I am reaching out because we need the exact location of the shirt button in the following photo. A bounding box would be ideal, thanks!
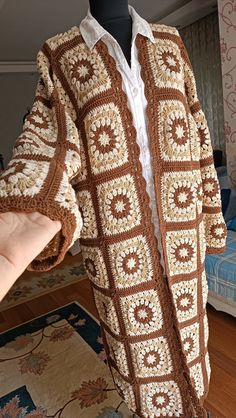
[132,86,139,96]
[139,126,144,135]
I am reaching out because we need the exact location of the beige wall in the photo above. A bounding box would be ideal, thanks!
[0,72,38,167]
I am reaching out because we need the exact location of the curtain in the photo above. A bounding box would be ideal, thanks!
[179,12,226,164]
[217,0,236,188]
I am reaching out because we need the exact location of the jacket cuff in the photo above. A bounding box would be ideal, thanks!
[0,196,82,272]
[205,245,226,255]
[203,212,227,256]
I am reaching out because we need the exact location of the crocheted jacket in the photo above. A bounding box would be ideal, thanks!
[0,23,227,418]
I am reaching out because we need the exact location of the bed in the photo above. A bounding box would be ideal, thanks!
[205,164,236,317]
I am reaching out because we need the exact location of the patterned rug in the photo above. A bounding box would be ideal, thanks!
[0,301,134,417]
[0,253,87,312]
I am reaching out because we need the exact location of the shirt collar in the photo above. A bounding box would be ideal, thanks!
[79,4,156,49]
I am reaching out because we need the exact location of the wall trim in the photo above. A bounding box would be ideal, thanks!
[0,62,37,73]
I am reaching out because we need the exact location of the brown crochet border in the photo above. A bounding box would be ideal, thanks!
[136,32,208,417]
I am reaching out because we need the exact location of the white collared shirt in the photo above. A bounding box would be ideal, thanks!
[80,5,166,275]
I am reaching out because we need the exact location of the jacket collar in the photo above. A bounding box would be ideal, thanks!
[79,4,156,49]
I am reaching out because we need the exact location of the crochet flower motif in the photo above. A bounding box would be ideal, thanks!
[157,46,181,77]
[120,290,163,336]
[189,363,204,398]
[172,278,198,323]
[22,100,56,142]
[165,121,189,158]
[111,193,131,219]
[26,108,50,131]
[130,336,173,377]
[97,174,141,236]
[159,101,191,161]
[0,160,50,198]
[150,39,184,93]
[193,110,212,157]
[74,58,94,83]
[181,322,200,363]
[86,102,129,174]
[170,237,195,268]
[81,245,110,288]
[104,331,129,377]
[85,256,97,277]
[93,289,120,335]
[202,177,219,200]
[123,252,138,272]
[162,170,202,222]
[108,235,153,288]
[166,110,188,150]
[175,186,193,206]
[111,367,136,410]
[210,223,226,240]
[91,116,115,147]
[77,189,98,239]
[174,238,193,260]
[166,230,197,275]
[204,214,226,248]
[184,68,198,107]
[61,47,111,106]
[170,181,195,209]
[178,294,192,309]
[139,380,183,416]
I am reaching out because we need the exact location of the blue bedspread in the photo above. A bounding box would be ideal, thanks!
[205,230,236,303]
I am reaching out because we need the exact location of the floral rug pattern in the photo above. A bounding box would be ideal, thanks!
[0,253,86,311]
[0,302,135,417]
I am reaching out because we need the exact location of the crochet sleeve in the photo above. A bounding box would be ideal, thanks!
[0,42,83,271]
[178,32,227,254]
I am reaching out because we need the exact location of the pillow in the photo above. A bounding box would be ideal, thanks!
[224,187,236,222]
[227,215,236,231]
[220,188,231,216]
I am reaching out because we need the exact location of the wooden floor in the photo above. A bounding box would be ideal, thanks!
[0,270,235,418]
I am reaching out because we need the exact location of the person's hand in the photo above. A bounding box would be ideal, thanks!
[0,211,62,302]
